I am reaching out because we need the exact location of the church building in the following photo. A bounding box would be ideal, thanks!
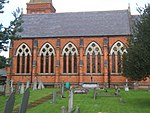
[8,0,139,85]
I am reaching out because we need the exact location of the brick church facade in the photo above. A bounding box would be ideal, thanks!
[7,0,149,84]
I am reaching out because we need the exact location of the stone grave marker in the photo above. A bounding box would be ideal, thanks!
[19,88,30,113]
[33,78,37,90]
[61,106,67,113]
[41,79,45,89]
[61,81,65,98]
[0,85,5,94]
[125,79,129,91]
[38,79,45,90]
[26,80,30,90]
[75,107,80,113]
[5,79,10,96]
[68,90,74,113]
[10,79,13,93]
[51,91,57,104]
[20,83,25,94]
[15,81,21,94]
[3,92,15,113]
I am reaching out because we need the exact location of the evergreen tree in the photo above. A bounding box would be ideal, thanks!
[0,55,9,69]
[123,4,150,81]
[0,0,23,51]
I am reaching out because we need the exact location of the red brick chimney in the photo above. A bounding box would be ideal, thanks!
[27,0,56,14]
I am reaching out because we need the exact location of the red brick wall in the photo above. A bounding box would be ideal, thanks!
[8,36,133,84]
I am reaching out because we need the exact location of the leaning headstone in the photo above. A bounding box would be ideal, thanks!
[20,83,25,94]
[10,79,13,93]
[33,78,37,90]
[51,91,57,104]
[75,107,80,113]
[26,80,30,90]
[61,106,67,113]
[5,79,10,96]
[19,88,30,113]
[68,90,74,113]
[3,92,15,113]
[61,81,65,98]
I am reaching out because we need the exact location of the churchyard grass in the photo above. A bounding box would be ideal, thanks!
[0,88,57,112]
[1,88,150,113]
[27,89,150,113]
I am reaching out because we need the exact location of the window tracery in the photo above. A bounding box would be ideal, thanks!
[16,43,31,73]
[110,41,127,73]
[85,42,103,74]
[62,42,78,74]
[39,43,55,74]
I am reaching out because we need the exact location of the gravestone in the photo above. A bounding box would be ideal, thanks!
[38,79,44,90]
[33,78,37,90]
[20,83,25,94]
[68,90,74,113]
[19,88,30,113]
[82,82,99,89]
[3,92,15,113]
[15,81,21,94]
[0,85,5,93]
[125,79,129,91]
[133,82,138,90]
[75,107,80,113]
[26,80,30,90]
[51,91,57,104]
[5,79,10,96]
[61,81,65,98]
[10,79,13,93]
[61,106,67,113]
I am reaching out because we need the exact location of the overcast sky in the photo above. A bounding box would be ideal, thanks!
[0,0,149,57]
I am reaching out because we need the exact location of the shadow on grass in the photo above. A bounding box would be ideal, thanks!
[128,98,150,108]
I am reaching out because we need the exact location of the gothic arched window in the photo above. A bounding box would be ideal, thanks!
[39,43,55,74]
[16,43,32,74]
[62,42,79,74]
[85,42,103,74]
[110,41,127,73]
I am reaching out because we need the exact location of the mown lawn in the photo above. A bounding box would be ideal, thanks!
[1,88,150,113]
[26,89,150,113]
[0,88,57,112]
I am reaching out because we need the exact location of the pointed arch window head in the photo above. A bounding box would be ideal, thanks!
[16,43,32,56]
[62,42,79,56]
[110,41,127,55]
[85,42,103,55]
[39,43,55,56]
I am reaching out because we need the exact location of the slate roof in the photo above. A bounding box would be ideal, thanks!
[20,10,131,38]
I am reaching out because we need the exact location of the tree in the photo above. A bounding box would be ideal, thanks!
[0,55,9,68]
[123,4,150,81]
[0,0,23,51]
